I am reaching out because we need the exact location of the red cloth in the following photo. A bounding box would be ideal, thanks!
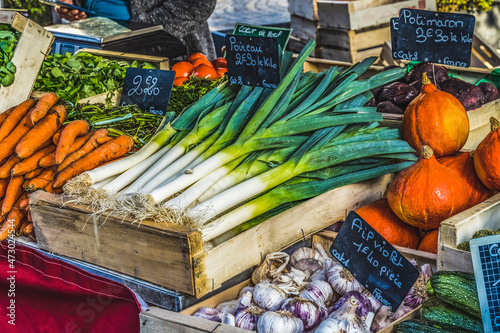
[0,241,140,333]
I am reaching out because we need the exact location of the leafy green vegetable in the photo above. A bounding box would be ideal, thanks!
[34,52,156,105]
[0,25,20,88]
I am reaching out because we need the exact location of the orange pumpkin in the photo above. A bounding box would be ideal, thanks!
[474,117,500,191]
[356,199,421,249]
[439,152,494,207]
[418,229,439,254]
[402,73,469,157]
[387,145,469,230]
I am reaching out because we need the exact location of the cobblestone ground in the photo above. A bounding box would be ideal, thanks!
[208,0,290,31]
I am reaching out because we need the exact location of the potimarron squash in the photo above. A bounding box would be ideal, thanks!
[418,229,439,254]
[474,117,500,191]
[387,145,469,230]
[402,73,469,157]
[439,151,494,208]
[356,198,421,249]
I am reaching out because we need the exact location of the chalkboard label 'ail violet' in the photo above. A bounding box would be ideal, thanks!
[120,68,175,116]
[391,8,475,67]
[330,211,420,311]
[225,34,281,88]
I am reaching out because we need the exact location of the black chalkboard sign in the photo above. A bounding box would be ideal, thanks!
[120,68,175,116]
[391,8,475,67]
[225,34,281,88]
[233,23,292,50]
[330,211,420,311]
[470,234,500,332]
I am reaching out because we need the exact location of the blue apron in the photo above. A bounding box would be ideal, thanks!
[85,0,131,21]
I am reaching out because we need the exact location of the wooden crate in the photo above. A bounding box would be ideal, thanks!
[75,48,170,70]
[317,0,436,31]
[290,15,318,42]
[438,192,500,273]
[312,230,438,272]
[30,174,393,298]
[378,306,420,333]
[0,11,54,112]
[318,45,383,64]
[288,0,318,21]
[318,25,390,51]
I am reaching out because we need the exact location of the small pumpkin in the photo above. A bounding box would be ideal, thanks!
[439,152,494,208]
[402,73,469,157]
[387,145,469,230]
[418,229,439,254]
[474,117,500,191]
[356,199,421,249]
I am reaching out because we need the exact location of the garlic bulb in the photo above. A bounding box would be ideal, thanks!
[256,310,304,333]
[235,291,253,314]
[239,285,255,298]
[216,299,239,315]
[315,318,348,333]
[327,264,363,295]
[369,306,391,333]
[235,305,265,331]
[252,252,289,285]
[281,297,326,331]
[403,263,432,308]
[361,289,382,313]
[253,282,288,311]
[300,280,336,306]
[291,247,324,266]
[330,296,369,333]
[330,291,373,320]
[193,307,221,322]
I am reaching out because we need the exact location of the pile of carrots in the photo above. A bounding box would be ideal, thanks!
[0,93,135,242]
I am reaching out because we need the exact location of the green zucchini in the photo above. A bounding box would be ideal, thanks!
[420,297,484,333]
[396,319,477,333]
[427,270,481,319]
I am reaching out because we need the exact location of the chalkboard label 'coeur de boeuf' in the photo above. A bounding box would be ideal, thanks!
[225,34,281,88]
[233,22,292,50]
[330,211,420,311]
[391,8,475,67]
[470,234,500,332]
[120,68,175,116]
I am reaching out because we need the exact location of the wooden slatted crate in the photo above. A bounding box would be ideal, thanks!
[438,192,500,273]
[30,175,393,298]
[288,0,318,21]
[0,11,54,112]
[317,25,390,51]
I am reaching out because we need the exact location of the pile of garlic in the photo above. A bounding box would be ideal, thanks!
[193,243,432,332]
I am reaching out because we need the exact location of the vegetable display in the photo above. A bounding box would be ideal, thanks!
[0,94,134,242]
[191,244,432,332]
[64,40,417,245]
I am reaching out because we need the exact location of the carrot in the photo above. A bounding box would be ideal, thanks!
[22,222,33,236]
[15,217,28,236]
[25,167,43,179]
[16,104,67,159]
[0,100,35,142]
[26,167,57,192]
[29,92,58,125]
[52,125,66,145]
[26,210,32,222]
[39,153,55,168]
[54,135,134,188]
[55,120,90,164]
[2,176,24,216]
[0,154,19,178]
[0,207,26,241]
[0,178,9,200]
[18,194,30,211]
[57,129,108,172]
[11,145,56,176]
[96,136,113,144]
[0,106,16,126]
[44,181,56,193]
[0,113,35,162]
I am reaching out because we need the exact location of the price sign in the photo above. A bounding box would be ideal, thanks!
[330,211,420,311]
[471,234,500,332]
[120,68,175,116]
[233,22,292,50]
[225,34,281,88]
[391,8,475,67]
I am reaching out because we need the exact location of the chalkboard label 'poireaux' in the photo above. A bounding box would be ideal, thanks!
[391,8,475,67]
[470,234,500,332]
[120,68,175,116]
[225,34,281,88]
[330,211,420,311]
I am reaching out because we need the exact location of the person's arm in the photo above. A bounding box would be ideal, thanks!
[55,0,87,21]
